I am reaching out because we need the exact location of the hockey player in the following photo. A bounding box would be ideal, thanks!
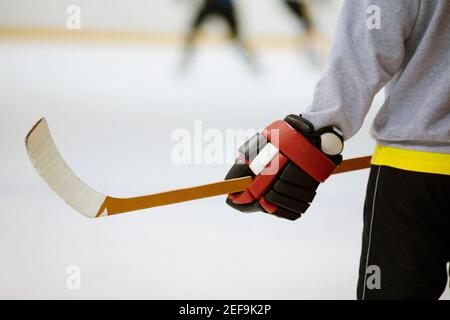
[282,0,313,34]
[281,0,327,66]
[226,0,450,299]
[180,0,257,71]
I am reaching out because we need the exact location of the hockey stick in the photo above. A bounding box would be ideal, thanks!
[25,118,372,218]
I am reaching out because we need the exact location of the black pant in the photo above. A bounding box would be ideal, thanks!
[191,1,239,38]
[357,165,450,299]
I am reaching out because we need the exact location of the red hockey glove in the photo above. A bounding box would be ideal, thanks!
[225,114,343,220]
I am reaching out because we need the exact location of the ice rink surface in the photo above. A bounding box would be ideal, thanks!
[0,40,448,299]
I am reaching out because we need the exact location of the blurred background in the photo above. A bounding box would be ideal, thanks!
[0,0,448,299]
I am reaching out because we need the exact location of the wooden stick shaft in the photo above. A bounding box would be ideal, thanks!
[97,176,253,217]
[97,156,372,217]
[333,156,372,174]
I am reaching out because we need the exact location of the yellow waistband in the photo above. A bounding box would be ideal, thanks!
[371,145,450,175]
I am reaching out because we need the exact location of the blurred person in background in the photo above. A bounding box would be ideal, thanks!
[283,0,313,34]
[179,0,258,72]
[282,0,324,65]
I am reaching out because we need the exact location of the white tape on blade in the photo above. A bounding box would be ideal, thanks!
[249,143,279,176]
[26,119,106,218]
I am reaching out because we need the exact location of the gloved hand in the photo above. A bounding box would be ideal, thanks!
[225,114,343,220]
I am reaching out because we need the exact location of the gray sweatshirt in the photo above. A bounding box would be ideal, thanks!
[303,0,450,153]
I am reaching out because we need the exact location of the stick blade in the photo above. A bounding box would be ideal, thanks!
[25,118,106,218]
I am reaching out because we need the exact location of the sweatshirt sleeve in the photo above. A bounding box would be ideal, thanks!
[302,0,421,140]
